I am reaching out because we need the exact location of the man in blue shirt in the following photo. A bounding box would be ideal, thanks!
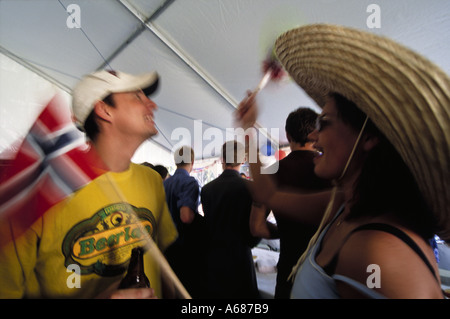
[163,146,205,298]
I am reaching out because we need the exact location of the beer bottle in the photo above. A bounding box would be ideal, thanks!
[118,246,151,289]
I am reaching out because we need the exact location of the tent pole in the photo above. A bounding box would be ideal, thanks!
[116,0,278,148]
[115,1,238,107]
[99,0,176,71]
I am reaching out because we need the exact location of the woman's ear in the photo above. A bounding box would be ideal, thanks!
[362,133,380,152]
[93,100,112,123]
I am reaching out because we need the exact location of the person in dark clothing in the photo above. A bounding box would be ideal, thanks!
[201,141,260,299]
[163,146,205,298]
[154,164,170,180]
[250,108,331,298]
[273,108,331,298]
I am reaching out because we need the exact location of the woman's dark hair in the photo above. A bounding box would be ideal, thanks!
[83,94,115,142]
[331,93,436,239]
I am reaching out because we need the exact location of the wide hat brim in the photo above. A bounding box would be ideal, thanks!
[275,24,450,241]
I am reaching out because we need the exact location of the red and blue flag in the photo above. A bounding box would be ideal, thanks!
[0,94,106,245]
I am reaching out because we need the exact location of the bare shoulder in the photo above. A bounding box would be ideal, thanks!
[335,226,442,299]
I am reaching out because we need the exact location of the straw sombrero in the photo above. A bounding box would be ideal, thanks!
[275,24,450,242]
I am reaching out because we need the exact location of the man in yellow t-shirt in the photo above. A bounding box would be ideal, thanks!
[0,70,178,299]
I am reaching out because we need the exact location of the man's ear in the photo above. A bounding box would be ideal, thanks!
[93,100,112,123]
[362,133,380,152]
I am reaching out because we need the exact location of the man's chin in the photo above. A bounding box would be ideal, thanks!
[146,129,158,139]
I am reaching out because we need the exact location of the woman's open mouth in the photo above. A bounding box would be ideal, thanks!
[313,146,324,163]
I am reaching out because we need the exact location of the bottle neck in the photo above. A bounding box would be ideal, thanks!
[128,247,144,273]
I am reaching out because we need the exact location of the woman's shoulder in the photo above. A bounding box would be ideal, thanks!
[335,221,442,298]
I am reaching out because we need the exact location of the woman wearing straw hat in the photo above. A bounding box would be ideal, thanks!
[237,24,449,298]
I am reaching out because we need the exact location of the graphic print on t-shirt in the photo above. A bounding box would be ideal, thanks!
[62,202,156,276]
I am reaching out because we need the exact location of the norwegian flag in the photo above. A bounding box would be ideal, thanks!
[0,94,106,245]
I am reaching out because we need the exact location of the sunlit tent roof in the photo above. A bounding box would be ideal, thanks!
[1,0,449,168]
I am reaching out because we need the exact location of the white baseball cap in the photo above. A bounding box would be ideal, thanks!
[72,70,159,128]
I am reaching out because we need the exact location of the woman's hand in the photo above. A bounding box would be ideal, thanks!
[235,90,258,130]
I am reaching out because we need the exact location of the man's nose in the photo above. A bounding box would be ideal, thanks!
[144,96,157,110]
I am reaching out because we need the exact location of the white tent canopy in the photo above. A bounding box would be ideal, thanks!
[1,0,449,168]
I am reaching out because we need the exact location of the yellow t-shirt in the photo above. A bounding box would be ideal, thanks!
[0,163,177,298]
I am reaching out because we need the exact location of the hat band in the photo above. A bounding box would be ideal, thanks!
[337,115,370,182]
